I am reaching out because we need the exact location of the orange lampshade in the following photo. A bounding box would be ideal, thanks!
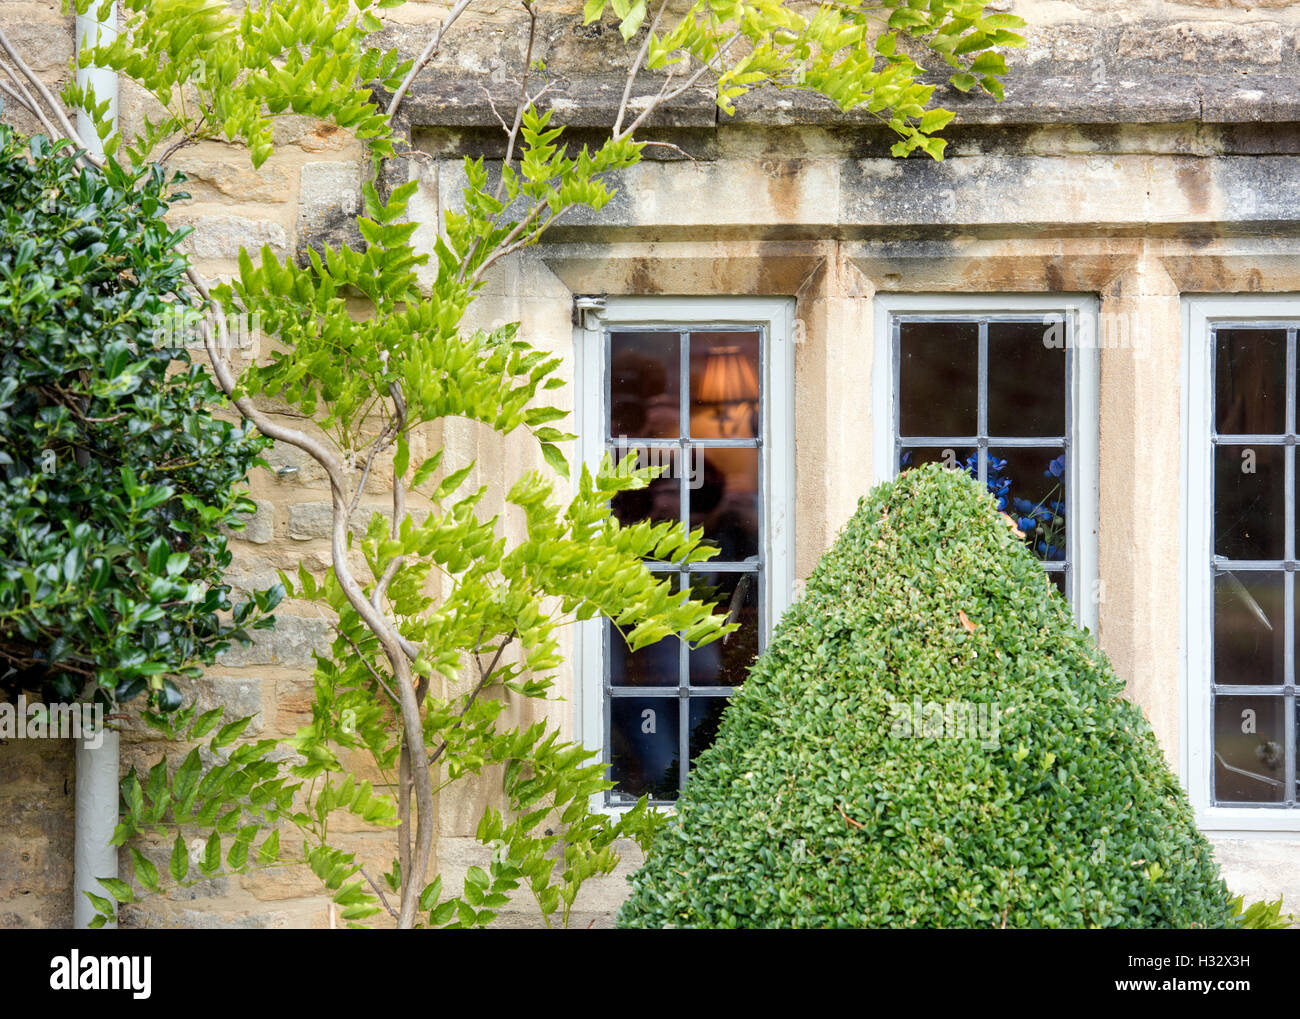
[698,346,759,405]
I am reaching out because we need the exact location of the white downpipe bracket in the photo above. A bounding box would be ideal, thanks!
[72,2,120,932]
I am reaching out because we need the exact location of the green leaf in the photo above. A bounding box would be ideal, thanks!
[170,833,189,882]
[539,442,569,480]
[411,450,444,489]
[99,877,135,904]
[129,848,160,893]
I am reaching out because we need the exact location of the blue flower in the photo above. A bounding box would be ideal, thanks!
[1046,454,1066,479]
[1036,540,1065,562]
[1018,516,1037,533]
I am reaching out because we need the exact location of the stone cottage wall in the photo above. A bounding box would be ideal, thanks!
[3,0,1300,926]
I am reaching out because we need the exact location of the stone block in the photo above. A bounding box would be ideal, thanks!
[217,614,332,669]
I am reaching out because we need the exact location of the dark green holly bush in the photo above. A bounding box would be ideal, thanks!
[619,464,1236,929]
[0,123,278,711]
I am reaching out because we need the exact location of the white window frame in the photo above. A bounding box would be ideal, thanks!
[1183,295,1300,834]
[573,295,797,812]
[871,293,1101,635]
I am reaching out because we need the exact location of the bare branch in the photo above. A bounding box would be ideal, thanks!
[155,116,209,165]
[332,621,401,707]
[465,203,561,286]
[481,85,510,134]
[614,34,740,143]
[0,27,85,152]
[496,0,538,201]
[397,745,412,904]
[348,436,385,520]
[372,382,408,611]
[386,0,477,117]
[613,0,670,137]
[0,76,43,123]
[359,866,400,921]
[428,630,517,768]
[0,60,96,169]
[637,138,699,165]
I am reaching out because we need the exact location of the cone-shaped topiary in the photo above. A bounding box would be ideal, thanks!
[618,464,1235,929]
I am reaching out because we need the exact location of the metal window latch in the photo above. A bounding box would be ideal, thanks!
[573,295,606,330]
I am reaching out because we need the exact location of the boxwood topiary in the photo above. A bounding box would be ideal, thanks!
[0,123,278,713]
[618,463,1236,929]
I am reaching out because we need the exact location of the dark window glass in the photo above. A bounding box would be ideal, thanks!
[1208,323,1296,808]
[610,446,681,529]
[1216,329,1286,435]
[898,321,978,437]
[898,446,975,473]
[611,632,679,688]
[1214,444,1284,560]
[689,571,760,687]
[1214,571,1285,686]
[987,320,1066,437]
[1214,696,1286,803]
[610,697,680,801]
[688,698,729,769]
[897,317,1071,595]
[693,449,759,561]
[610,331,679,439]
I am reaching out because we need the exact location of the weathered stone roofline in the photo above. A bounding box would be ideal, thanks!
[392,71,1300,132]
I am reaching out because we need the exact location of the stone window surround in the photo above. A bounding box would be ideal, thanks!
[870,292,1101,637]
[572,295,797,812]
[548,241,1300,837]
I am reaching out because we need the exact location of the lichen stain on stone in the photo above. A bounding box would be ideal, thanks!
[626,256,659,295]
[759,158,805,223]
[1174,158,1213,219]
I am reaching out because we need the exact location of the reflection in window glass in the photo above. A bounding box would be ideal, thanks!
[605,328,765,803]
[1209,324,1297,807]
[896,318,1069,595]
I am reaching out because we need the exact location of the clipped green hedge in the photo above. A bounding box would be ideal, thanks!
[618,464,1235,929]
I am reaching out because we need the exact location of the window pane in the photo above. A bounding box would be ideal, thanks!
[1214,444,1285,560]
[610,446,680,528]
[1216,328,1286,435]
[610,331,680,439]
[898,321,978,437]
[610,623,680,688]
[1214,695,1287,803]
[1214,571,1285,686]
[987,321,1066,437]
[692,448,759,561]
[689,571,760,687]
[610,697,680,801]
[898,446,974,474]
[1047,570,1066,599]
[990,447,1067,561]
[688,697,728,767]
[690,331,760,439]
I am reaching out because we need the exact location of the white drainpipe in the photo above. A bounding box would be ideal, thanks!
[72,2,120,932]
